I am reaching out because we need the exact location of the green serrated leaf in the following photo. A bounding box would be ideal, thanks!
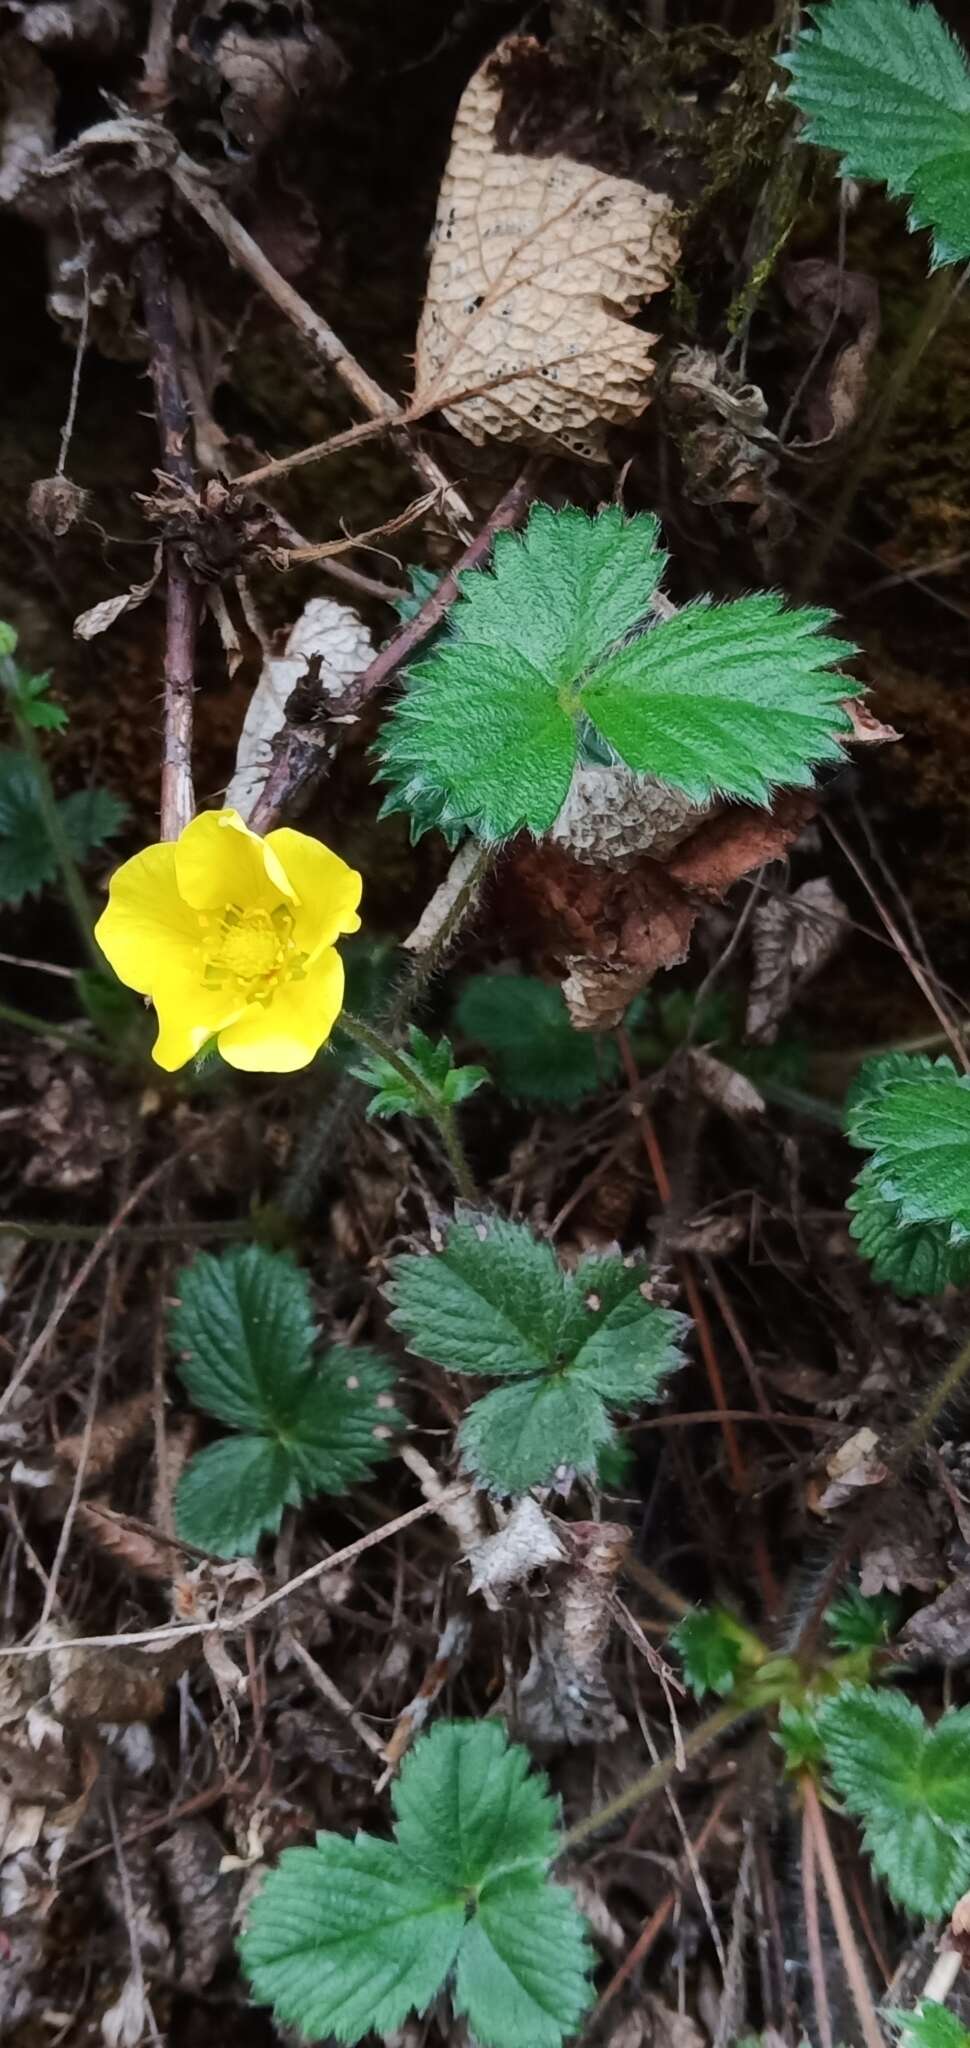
[0,750,125,907]
[171,1245,317,1430]
[241,1833,466,2044]
[825,1583,900,1651]
[174,1435,301,1554]
[456,1872,593,2048]
[891,2001,970,2048]
[783,0,970,267]
[392,1720,558,1887]
[0,621,18,657]
[847,1165,970,1297]
[377,506,856,844]
[240,1720,593,2048]
[864,1808,970,1918]
[171,1247,400,1556]
[581,594,856,808]
[455,975,618,1106]
[819,1686,970,1916]
[671,1607,746,1700]
[349,1024,487,1122]
[460,1376,615,1497]
[387,1216,687,1494]
[59,785,128,856]
[14,671,67,731]
[819,1685,925,1817]
[0,751,60,905]
[846,1056,970,1243]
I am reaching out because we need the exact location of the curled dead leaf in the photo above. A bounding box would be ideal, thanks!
[783,259,880,447]
[500,792,817,1031]
[414,36,678,457]
[466,1497,566,1609]
[746,876,848,1045]
[226,596,374,821]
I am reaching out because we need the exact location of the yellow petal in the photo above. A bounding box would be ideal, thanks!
[175,809,294,912]
[151,970,248,1073]
[216,948,344,1073]
[264,827,362,956]
[94,843,200,996]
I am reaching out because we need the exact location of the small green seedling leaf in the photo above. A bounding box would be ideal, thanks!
[671,1607,747,1700]
[386,1214,688,1495]
[0,751,126,908]
[818,1685,970,1915]
[783,0,970,266]
[891,2003,970,2048]
[240,1719,594,2048]
[10,669,67,731]
[776,1701,826,1774]
[349,1024,487,1121]
[455,975,619,1106]
[170,1245,402,1557]
[825,1583,900,1651]
[377,505,857,844]
[845,1054,970,1292]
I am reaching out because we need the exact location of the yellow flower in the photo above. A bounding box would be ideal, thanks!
[94,809,362,1073]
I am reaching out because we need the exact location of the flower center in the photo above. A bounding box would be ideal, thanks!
[201,904,306,1003]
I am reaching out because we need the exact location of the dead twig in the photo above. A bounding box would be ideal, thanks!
[137,238,200,839]
[248,463,539,833]
[2,1486,472,1658]
[168,149,474,539]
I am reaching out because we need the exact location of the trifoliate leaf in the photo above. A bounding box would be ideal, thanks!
[783,0,970,266]
[454,975,619,1106]
[846,1055,970,1244]
[376,505,856,844]
[825,1583,900,1651]
[170,1246,401,1556]
[891,2002,970,2048]
[386,1215,687,1494]
[819,1686,970,1915]
[671,1607,746,1700]
[0,751,125,907]
[349,1024,487,1121]
[240,1720,593,2048]
[847,1164,970,1297]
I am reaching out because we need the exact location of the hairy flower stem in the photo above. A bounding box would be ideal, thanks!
[898,1329,970,1467]
[560,1700,747,1853]
[278,842,494,1220]
[1,655,103,973]
[0,996,118,1061]
[338,1011,479,1204]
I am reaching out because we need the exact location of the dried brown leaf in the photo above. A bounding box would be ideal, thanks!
[74,1501,177,1582]
[550,763,705,870]
[466,1496,566,1609]
[688,1050,765,1121]
[745,876,848,1045]
[58,1393,155,1488]
[226,596,373,820]
[783,259,880,446]
[901,1576,970,1664]
[159,1819,241,1989]
[414,36,678,457]
[501,792,816,1031]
